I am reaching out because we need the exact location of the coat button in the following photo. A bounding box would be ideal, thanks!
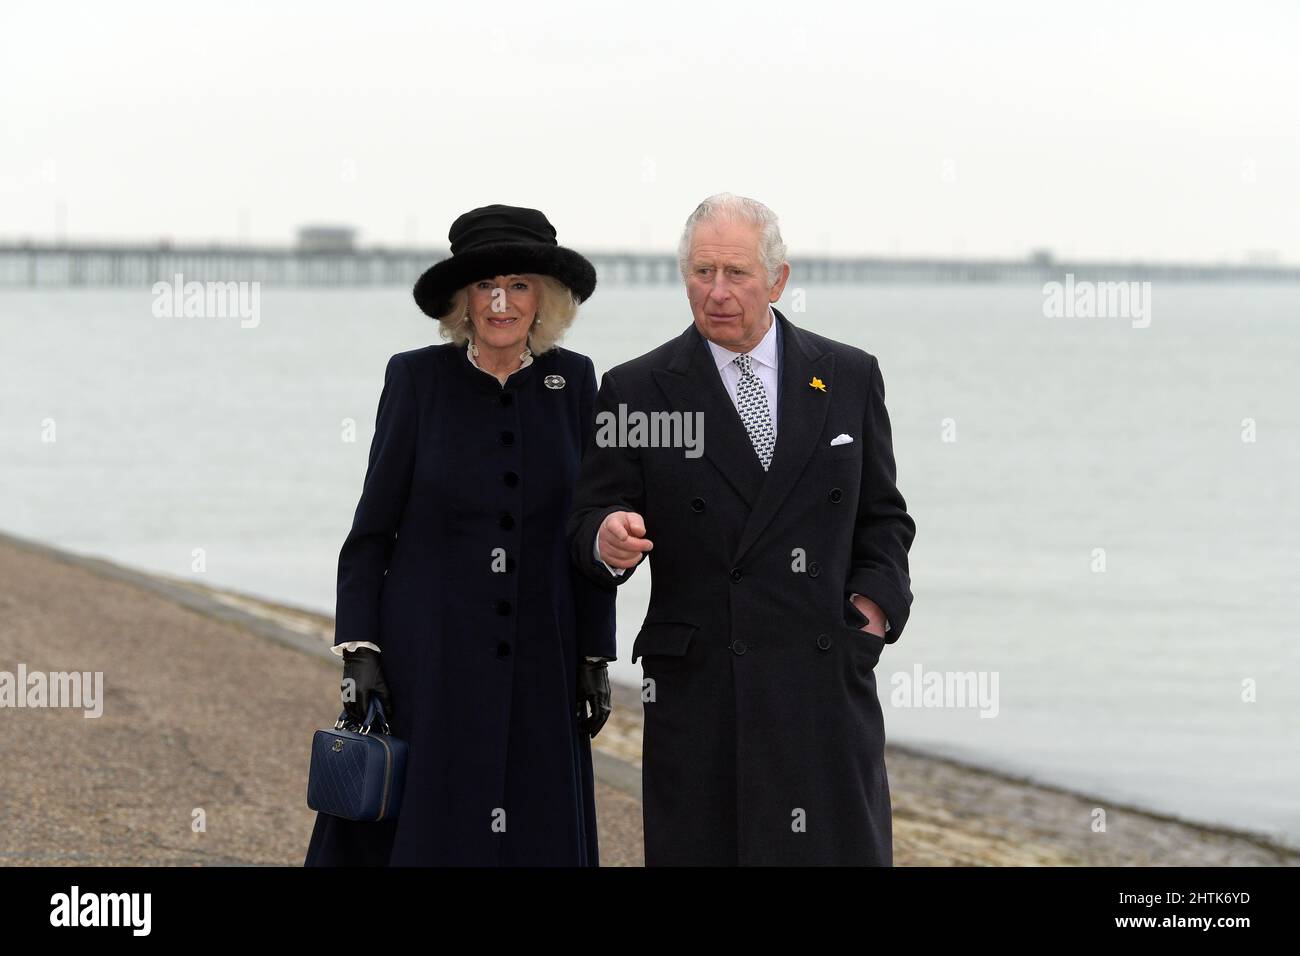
[816,634,831,651]
[729,568,743,583]
[808,561,821,578]
[500,513,515,530]
[495,599,512,615]
[499,392,513,407]
[500,430,515,446]
[503,470,519,488]
[496,641,511,657]
[505,555,516,573]
[828,487,843,503]
[730,639,747,656]
[690,497,706,513]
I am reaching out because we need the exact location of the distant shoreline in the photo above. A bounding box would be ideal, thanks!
[3,527,1295,866]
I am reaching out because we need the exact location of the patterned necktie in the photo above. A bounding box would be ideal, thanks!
[733,353,774,471]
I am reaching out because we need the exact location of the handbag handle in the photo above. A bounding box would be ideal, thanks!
[333,695,390,735]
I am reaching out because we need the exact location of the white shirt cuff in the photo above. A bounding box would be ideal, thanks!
[332,641,382,657]
[594,531,626,577]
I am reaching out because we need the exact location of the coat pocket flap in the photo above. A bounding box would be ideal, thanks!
[631,621,698,662]
[844,595,869,628]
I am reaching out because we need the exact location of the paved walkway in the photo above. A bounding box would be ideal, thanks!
[0,533,641,865]
[1,530,1294,866]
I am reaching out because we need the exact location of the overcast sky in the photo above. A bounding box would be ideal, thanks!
[2,0,1296,262]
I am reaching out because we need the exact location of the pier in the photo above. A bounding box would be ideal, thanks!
[2,241,1297,288]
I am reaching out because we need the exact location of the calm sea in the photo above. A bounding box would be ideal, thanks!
[2,283,1297,846]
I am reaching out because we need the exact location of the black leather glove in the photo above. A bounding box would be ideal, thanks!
[341,647,392,728]
[577,660,612,739]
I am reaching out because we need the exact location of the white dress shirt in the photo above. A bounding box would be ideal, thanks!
[704,306,780,435]
[593,307,889,633]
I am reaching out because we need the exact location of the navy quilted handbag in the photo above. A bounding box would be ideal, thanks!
[307,696,407,822]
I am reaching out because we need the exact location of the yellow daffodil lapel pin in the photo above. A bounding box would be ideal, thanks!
[809,376,827,392]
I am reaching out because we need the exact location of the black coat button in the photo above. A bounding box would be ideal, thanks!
[730,639,747,656]
[828,487,843,503]
[808,561,821,578]
[505,556,516,572]
[503,471,519,488]
[496,641,511,657]
[500,430,514,446]
[816,634,831,651]
[496,599,512,615]
[500,513,515,530]
[690,497,706,513]
[499,392,513,407]
[729,568,743,583]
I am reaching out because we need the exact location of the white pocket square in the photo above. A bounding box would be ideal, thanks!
[830,434,854,446]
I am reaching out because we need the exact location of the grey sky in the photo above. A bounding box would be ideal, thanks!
[2,0,1296,261]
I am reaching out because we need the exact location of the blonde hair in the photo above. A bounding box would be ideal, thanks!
[434,274,579,355]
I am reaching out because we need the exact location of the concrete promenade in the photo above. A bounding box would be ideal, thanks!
[0,531,1293,866]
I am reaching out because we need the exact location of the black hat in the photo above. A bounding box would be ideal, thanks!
[412,204,597,319]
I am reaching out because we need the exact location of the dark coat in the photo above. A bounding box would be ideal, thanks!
[306,342,616,866]
[567,309,915,866]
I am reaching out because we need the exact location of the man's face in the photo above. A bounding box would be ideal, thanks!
[685,219,789,353]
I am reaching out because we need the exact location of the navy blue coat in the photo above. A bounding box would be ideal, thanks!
[305,342,617,866]
[567,310,914,865]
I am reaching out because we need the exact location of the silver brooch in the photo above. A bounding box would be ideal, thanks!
[544,374,566,390]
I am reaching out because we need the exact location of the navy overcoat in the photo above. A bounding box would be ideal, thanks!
[305,342,617,866]
[567,310,915,866]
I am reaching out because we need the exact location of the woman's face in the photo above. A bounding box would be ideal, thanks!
[466,274,539,353]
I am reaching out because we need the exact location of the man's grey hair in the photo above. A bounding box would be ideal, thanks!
[677,192,788,286]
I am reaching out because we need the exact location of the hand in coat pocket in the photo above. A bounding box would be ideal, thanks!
[846,593,887,638]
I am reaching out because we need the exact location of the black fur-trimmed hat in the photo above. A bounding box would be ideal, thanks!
[413,204,597,319]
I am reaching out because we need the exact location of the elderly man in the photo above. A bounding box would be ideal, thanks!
[567,193,915,866]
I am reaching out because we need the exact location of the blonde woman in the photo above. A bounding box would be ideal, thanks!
[305,205,615,866]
